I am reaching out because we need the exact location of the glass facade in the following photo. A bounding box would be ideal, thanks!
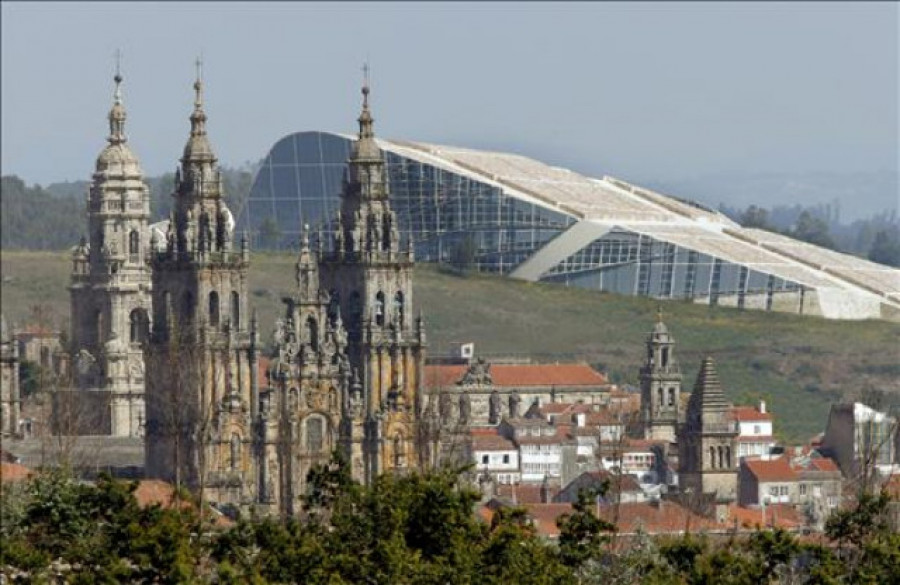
[238,131,808,307]
[238,131,574,274]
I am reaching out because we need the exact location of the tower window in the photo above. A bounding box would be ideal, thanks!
[130,309,148,344]
[668,388,676,406]
[129,230,140,259]
[306,316,319,352]
[394,291,405,327]
[306,417,324,453]
[661,347,669,368]
[231,291,240,329]
[375,292,385,327]
[209,291,220,327]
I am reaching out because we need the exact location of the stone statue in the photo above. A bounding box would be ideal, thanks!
[489,390,501,425]
[509,391,522,419]
[439,391,453,420]
[459,392,471,424]
[460,357,492,386]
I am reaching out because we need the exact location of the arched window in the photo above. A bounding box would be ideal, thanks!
[374,292,385,327]
[129,230,140,258]
[661,347,669,368]
[668,388,676,407]
[306,316,319,352]
[96,309,105,345]
[709,446,716,469]
[306,417,324,453]
[230,434,241,470]
[718,446,725,469]
[725,446,732,469]
[328,290,341,324]
[130,309,148,344]
[231,291,240,329]
[657,388,663,409]
[208,291,219,326]
[394,291,405,327]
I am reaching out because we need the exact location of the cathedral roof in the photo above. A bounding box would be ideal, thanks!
[425,363,608,389]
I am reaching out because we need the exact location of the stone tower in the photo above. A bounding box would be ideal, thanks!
[261,227,351,515]
[678,356,738,503]
[640,310,682,442]
[144,65,259,506]
[69,70,152,437]
[320,79,427,484]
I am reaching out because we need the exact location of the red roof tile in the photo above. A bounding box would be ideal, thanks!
[0,462,32,482]
[424,363,608,389]
[731,406,773,422]
[602,501,724,534]
[743,457,797,482]
[472,434,517,451]
[495,484,560,505]
[727,504,803,530]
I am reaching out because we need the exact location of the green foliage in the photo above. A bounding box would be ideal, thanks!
[789,211,837,250]
[868,229,900,267]
[1,175,83,250]
[557,488,616,567]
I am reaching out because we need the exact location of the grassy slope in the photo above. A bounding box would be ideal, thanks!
[3,250,898,443]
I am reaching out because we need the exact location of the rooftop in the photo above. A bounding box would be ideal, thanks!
[425,363,609,389]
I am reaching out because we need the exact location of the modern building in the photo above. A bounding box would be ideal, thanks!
[239,131,900,321]
[821,402,899,484]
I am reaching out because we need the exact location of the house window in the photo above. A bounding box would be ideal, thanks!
[503,454,510,464]
[799,484,807,496]
[482,455,489,465]
[769,486,779,497]
[753,425,761,435]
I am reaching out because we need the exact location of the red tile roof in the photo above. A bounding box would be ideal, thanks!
[727,504,803,530]
[731,406,773,422]
[602,501,723,535]
[495,484,560,505]
[424,363,608,389]
[472,434,517,451]
[0,462,32,483]
[743,457,797,482]
[807,458,840,473]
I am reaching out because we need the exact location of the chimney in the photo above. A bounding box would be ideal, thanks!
[759,400,766,414]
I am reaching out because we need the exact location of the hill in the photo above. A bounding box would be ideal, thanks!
[1,250,898,442]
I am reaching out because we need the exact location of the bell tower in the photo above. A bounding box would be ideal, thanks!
[639,309,682,442]
[69,65,151,437]
[144,62,259,506]
[320,75,426,483]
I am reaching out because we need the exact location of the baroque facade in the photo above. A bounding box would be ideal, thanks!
[144,70,260,507]
[69,72,152,437]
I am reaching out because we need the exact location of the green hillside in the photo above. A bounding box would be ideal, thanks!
[2,249,898,442]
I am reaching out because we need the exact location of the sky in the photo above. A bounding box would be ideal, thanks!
[2,2,897,215]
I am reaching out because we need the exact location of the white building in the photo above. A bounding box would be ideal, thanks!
[470,432,520,485]
[822,402,899,481]
[732,402,777,460]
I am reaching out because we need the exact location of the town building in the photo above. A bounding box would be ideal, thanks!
[68,72,152,437]
[469,429,520,485]
[732,402,777,460]
[424,359,612,427]
[239,132,900,321]
[821,402,899,485]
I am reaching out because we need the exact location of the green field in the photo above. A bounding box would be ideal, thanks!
[2,249,898,443]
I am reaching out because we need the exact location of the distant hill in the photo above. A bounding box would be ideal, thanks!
[2,250,898,443]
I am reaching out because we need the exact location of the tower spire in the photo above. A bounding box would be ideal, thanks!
[352,62,379,161]
[182,56,215,163]
[107,51,127,145]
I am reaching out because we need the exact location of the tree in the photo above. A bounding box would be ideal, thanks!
[868,229,900,267]
[739,205,770,229]
[790,211,836,250]
[258,217,283,250]
[557,488,616,568]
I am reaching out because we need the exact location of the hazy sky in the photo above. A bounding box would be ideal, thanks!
[2,2,897,201]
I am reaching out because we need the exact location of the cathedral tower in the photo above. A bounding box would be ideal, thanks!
[677,356,738,503]
[639,310,682,442]
[69,69,151,436]
[320,78,427,483]
[145,65,259,506]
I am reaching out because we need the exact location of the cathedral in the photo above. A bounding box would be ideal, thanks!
[69,71,152,437]
[140,69,425,511]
